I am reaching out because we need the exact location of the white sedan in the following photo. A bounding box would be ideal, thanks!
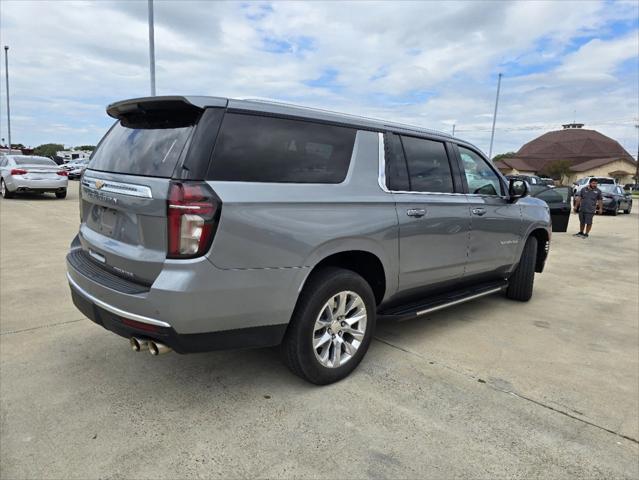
[0,155,69,199]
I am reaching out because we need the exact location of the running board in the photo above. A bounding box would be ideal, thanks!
[378,280,508,322]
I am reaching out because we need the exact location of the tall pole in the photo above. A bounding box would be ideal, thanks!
[452,124,456,136]
[4,46,11,150]
[488,72,502,159]
[635,124,639,181]
[148,0,156,96]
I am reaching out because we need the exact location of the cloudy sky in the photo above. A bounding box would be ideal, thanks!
[0,0,637,157]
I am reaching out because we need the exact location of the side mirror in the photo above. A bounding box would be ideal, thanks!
[509,178,528,202]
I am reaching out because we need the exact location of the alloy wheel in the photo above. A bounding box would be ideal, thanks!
[313,291,367,368]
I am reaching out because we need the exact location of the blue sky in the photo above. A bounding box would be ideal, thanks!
[0,0,637,157]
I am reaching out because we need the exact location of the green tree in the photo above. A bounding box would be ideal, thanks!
[75,145,96,151]
[492,151,517,162]
[33,143,65,158]
[540,160,573,183]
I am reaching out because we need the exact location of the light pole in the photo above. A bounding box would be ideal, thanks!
[148,0,156,96]
[4,46,11,150]
[488,72,502,159]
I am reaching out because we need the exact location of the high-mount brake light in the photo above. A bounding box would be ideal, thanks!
[167,182,221,259]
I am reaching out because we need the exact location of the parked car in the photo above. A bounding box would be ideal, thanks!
[598,184,632,215]
[66,96,555,384]
[540,177,555,187]
[0,155,68,199]
[623,183,639,192]
[66,159,90,179]
[506,174,544,186]
[572,176,616,195]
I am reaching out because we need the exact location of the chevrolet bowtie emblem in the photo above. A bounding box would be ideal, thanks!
[95,180,105,190]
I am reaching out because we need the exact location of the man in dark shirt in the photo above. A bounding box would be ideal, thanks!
[573,178,603,238]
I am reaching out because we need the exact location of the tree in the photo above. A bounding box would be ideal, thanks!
[75,145,96,151]
[33,143,65,158]
[492,151,517,162]
[540,160,573,183]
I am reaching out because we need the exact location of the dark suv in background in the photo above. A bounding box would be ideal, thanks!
[67,96,559,384]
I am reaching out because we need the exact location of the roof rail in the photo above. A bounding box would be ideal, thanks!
[240,97,451,138]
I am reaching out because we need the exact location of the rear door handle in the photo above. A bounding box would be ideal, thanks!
[472,207,487,216]
[406,208,426,218]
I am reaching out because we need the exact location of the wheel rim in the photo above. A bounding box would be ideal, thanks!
[313,291,367,368]
[1,180,5,196]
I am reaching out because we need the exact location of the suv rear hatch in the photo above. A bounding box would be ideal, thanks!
[77,97,223,286]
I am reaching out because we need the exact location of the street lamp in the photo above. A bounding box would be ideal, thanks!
[4,45,11,150]
[148,0,156,96]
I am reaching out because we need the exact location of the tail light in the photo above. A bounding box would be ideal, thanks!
[10,168,27,175]
[57,170,69,176]
[167,182,221,259]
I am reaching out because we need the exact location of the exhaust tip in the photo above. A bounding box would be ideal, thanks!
[149,341,172,356]
[130,337,149,352]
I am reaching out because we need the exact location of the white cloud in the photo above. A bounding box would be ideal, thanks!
[0,0,636,156]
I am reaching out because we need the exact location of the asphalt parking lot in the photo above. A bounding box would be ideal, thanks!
[1,182,638,479]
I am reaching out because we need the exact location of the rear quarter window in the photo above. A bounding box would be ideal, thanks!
[208,113,356,183]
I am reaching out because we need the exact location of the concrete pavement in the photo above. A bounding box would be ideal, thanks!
[1,182,638,479]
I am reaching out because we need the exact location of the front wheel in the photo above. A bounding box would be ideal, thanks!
[1,179,14,199]
[281,267,376,385]
[506,236,537,302]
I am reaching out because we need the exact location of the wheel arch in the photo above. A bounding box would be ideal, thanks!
[528,228,549,273]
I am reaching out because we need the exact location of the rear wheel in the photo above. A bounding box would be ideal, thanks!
[281,267,376,385]
[506,236,537,302]
[1,179,14,199]
[55,189,67,199]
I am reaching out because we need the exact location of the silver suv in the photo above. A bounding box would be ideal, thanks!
[67,96,554,384]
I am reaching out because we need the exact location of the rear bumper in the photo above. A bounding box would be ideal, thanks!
[66,238,308,350]
[69,281,287,353]
[7,176,68,192]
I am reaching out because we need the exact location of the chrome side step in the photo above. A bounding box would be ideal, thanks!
[378,280,508,322]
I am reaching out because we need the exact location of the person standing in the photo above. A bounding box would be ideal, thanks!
[573,178,603,238]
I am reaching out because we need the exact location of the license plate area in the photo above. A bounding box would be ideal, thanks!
[90,205,119,237]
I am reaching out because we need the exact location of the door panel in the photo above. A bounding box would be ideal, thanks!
[532,186,571,232]
[395,193,470,291]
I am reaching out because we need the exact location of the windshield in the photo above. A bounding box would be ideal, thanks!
[14,157,57,167]
[599,184,618,193]
[88,122,193,178]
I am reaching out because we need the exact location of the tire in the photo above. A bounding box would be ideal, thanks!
[611,204,618,216]
[281,267,376,385]
[506,236,537,302]
[55,189,67,199]
[1,179,14,199]
[624,209,631,214]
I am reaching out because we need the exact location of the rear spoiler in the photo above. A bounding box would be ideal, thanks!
[106,96,228,120]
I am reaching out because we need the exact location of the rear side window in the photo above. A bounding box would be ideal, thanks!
[208,113,356,183]
[400,136,454,193]
[89,122,193,178]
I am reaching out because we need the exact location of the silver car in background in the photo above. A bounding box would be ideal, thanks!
[0,155,69,199]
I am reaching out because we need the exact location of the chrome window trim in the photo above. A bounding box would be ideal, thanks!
[67,273,171,328]
[82,175,153,199]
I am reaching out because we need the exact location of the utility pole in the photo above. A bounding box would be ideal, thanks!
[4,46,11,150]
[488,72,502,159]
[452,124,456,136]
[148,0,156,96]
[635,124,639,182]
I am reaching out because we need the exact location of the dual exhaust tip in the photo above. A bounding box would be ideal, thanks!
[130,337,172,356]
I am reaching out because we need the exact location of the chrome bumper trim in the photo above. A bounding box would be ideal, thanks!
[67,272,171,328]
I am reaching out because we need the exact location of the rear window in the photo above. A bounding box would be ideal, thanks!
[594,178,615,184]
[88,122,193,178]
[14,157,57,166]
[208,113,356,183]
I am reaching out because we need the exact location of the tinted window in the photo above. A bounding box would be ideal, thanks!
[209,114,356,183]
[89,122,193,178]
[535,188,564,204]
[14,157,57,167]
[400,136,454,193]
[384,133,409,191]
[459,146,502,195]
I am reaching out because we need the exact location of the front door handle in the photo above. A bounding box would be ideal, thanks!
[406,208,426,218]
[472,207,487,216]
